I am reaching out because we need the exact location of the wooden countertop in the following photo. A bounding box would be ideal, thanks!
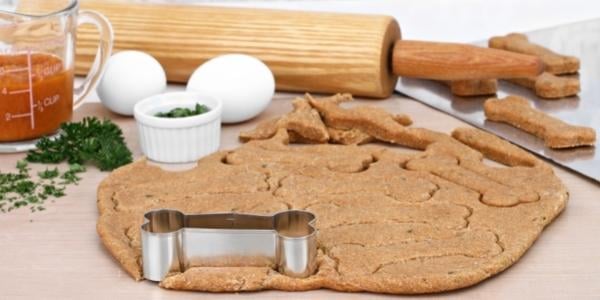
[1,94,599,299]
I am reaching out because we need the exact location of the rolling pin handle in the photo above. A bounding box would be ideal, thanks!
[392,40,543,81]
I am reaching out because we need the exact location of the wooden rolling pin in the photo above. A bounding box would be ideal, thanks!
[77,1,541,98]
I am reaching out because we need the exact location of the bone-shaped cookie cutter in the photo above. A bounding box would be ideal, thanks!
[141,209,317,281]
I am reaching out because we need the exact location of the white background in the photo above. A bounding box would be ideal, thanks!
[174,0,600,42]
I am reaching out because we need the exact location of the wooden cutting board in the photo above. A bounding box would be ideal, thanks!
[0,95,599,298]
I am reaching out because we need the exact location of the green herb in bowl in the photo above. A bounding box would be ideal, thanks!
[155,103,210,118]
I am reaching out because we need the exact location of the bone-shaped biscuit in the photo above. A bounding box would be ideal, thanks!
[506,72,580,99]
[307,94,458,150]
[452,127,547,168]
[239,97,329,143]
[489,33,579,75]
[484,96,596,148]
[241,94,413,145]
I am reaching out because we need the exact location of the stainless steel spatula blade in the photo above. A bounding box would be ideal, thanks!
[395,19,600,182]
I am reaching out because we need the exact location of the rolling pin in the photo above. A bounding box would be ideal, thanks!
[77,1,541,98]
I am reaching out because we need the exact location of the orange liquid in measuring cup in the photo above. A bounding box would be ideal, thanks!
[0,53,73,142]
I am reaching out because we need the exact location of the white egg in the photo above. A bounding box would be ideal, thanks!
[97,51,167,116]
[186,54,275,123]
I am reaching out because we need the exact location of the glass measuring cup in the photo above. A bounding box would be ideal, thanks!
[0,0,112,147]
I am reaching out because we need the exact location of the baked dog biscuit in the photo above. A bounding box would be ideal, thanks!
[484,96,596,148]
[239,97,329,143]
[307,94,458,150]
[282,98,330,142]
[327,127,374,145]
[446,79,498,96]
[452,127,548,169]
[489,33,579,75]
[239,117,280,142]
[507,72,580,99]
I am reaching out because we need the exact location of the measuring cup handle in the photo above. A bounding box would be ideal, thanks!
[73,10,114,109]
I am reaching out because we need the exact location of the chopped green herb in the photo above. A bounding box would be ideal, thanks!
[26,117,133,171]
[1,118,133,213]
[155,103,210,118]
[16,160,29,174]
[60,164,86,185]
[14,180,36,195]
[41,184,66,198]
[67,163,86,173]
[38,168,59,179]
[1,161,88,213]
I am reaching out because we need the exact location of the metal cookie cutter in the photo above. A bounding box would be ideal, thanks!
[141,209,317,281]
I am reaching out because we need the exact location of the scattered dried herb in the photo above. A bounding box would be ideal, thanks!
[0,118,132,213]
[60,163,86,185]
[0,161,85,213]
[38,168,59,179]
[155,103,210,118]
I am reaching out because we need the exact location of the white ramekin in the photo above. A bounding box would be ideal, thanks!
[134,91,222,163]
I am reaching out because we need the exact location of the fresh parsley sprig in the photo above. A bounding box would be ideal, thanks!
[26,117,133,171]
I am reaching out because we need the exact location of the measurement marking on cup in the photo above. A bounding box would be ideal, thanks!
[10,113,31,118]
[26,50,35,129]
[0,67,29,75]
[5,112,32,121]
[1,51,62,127]
[8,89,29,95]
